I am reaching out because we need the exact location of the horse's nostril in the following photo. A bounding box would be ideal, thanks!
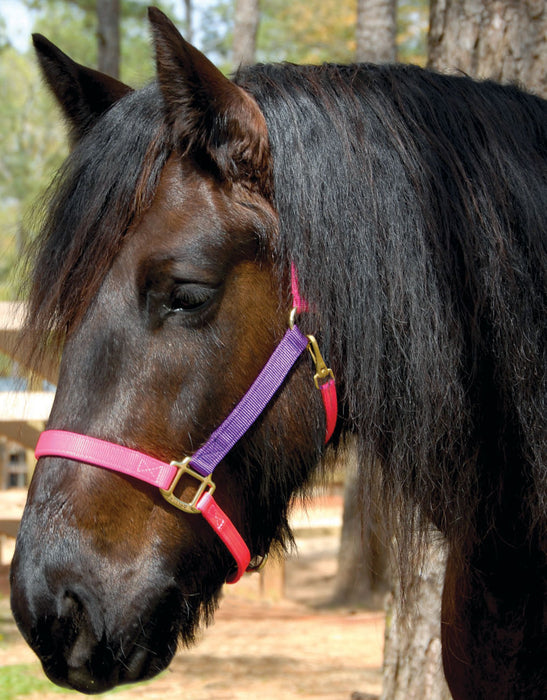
[13,558,180,692]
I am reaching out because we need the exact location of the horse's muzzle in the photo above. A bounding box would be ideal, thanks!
[10,553,180,694]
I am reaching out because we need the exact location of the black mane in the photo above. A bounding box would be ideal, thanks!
[237,63,547,557]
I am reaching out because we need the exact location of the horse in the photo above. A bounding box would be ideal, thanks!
[10,8,546,698]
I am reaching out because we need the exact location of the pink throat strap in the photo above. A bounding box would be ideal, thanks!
[290,262,309,314]
[34,275,337,586]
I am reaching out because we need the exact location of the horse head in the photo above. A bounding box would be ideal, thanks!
[10,9,328,693]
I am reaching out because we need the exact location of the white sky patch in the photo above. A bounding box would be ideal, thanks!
[1,0,33,52]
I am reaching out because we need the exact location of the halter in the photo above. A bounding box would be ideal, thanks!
[34,270,337,584]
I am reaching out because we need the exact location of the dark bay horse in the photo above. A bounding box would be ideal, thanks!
[10,8,546,698]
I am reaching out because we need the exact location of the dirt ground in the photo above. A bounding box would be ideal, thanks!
[0,490,385,700]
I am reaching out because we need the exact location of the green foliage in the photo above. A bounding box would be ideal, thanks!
[32,2,98,66]
[0,0,177,303]
[201,0,429,70]
[259,0,357,64]
[0,45,67,300]
[201,0,357,68]
[0,14,10,52]
[199,1,234,73]
[0,203,23,301]
[398,0,429,65]
[28,0,177,85]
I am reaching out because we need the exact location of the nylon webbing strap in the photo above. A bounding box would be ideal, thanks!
[188,324,309,476]
[35,430,178,489]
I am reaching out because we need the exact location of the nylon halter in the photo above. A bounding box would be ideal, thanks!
[34,270,337,584]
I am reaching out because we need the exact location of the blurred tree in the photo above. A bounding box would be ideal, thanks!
[202,0,357,69]
[332,449,390,608]
[381,533,451,700]
[429,0,547,96]
[183,0,193,44]
[233,0,259,66]
[202,0,428,71]
[356,0,397,62]
[22,0,176,82]
[97,0,120,77]
[259,0,356,64]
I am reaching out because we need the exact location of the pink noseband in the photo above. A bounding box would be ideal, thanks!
[35,274,337,584]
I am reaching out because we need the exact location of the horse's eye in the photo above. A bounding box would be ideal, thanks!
[166,283,215,313]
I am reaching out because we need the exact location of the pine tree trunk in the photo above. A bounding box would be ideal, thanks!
[97,0,120,78]
[356,0,397,63]
[381,533,451,700]
[233,0,260,67]
[428,0,547,96]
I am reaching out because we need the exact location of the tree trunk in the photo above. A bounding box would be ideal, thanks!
[183,0,193,45]
[428,0,547,97]
[356,0,397,63]
[233,0,260,67]
[332,451,389,608]
[97,0,120,78]
[381,532,451,700]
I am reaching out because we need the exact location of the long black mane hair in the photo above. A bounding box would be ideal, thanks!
[238,63,546,561]
[26,58,546,572]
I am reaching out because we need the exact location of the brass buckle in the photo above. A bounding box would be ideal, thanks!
[160,456,216,514]
[307,334,335,389]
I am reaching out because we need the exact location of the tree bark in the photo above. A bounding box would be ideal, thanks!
[233,0,260,67]
[97,0,120,78]
[381,533,451,700]
[428,0,547,97]
[356,0,397,63]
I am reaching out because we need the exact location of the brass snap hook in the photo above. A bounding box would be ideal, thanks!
[306,334,335,388]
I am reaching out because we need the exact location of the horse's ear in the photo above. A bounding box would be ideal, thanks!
[32,33,133,144]
[148,7,271,193]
